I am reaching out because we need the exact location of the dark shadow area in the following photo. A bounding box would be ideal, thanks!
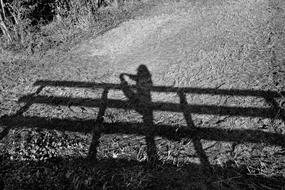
[0,64,285,188]
[1,155,285,189]
[2,116,285,146]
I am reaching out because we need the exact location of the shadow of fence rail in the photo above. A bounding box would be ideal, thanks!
[1,79,285,181]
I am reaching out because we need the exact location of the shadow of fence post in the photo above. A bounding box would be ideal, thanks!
[143,100,159,164]
[178,90,212,176]
[88,87,109,160]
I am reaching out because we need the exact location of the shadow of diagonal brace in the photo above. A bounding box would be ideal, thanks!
[0,85,45,140]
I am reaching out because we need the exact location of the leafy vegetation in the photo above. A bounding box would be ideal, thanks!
[0,0,131,53]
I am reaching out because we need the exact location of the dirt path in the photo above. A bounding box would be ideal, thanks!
[2,0,285,157]
[43,0,283,123]
[68,0,274,87]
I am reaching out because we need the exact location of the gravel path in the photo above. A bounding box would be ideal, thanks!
[44,0,284,126]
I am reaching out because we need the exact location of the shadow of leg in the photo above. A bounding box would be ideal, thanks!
[143,109,159,165]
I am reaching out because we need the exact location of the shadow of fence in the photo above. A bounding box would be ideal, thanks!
[0,78,285,186]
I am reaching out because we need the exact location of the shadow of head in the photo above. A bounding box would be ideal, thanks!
[137,64,151,79]
[136,64,153,91]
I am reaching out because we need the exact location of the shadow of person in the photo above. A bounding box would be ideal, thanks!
[120,65,158,164]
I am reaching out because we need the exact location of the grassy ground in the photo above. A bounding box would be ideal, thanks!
[0,0,285,189]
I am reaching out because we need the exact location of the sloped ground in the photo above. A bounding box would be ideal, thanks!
[0,0,285,189]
